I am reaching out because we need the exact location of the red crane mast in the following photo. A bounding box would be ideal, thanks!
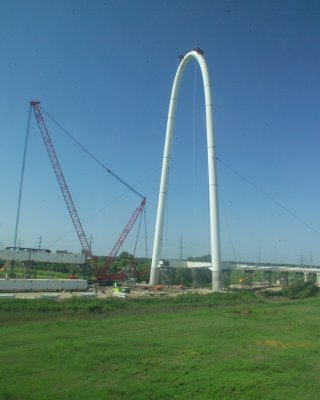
[96,197,146,281]
[30,101,92,257]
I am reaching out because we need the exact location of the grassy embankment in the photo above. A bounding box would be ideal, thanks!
[0,291,320,399]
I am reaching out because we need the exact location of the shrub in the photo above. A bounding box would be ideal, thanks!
[282,280,319,300]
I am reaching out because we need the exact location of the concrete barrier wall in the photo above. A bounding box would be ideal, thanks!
[0,279,87,292]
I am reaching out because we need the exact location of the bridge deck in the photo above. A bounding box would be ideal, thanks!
[0,249,85,264]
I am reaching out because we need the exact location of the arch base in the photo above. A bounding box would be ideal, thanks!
[211,270,222,291]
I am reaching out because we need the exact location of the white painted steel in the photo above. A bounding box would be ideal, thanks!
[158,259,212,269]
[150,50,222,290]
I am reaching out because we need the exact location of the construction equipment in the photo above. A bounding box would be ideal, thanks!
[30,101,146,283]
[240,271,255,288]
[30,101,92,257]
[96,197,146,283]
[0,260,11,272]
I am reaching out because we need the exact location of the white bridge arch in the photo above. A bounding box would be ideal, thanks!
[149,48,222,291]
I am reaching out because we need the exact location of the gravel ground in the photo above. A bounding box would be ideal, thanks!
[0,286,214,300]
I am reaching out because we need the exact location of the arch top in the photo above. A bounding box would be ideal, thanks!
[178,47,206,65]
[174,48,212,96]
[179,47,205,61]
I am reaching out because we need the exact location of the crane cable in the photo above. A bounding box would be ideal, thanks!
[40,106,144,200]
[132,206,144,259]
[14,104,32,248]
[46,166,160,250]
[144,207,148,259]
[40,106,156,258]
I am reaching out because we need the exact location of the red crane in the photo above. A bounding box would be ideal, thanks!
[30,101,92,257]
[31,101,147,283]
[96,197,146,282]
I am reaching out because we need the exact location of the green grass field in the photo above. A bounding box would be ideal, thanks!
[0,292,319,399]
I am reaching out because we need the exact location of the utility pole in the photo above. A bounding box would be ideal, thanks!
[300,254,304,267]
[38,235,42,250]
[179,236,185,261]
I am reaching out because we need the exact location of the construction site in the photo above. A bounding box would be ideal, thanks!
[1,49,320,295]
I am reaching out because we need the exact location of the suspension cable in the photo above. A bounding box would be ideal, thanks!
[220,186,237,260]
[192,60,197,190]
[217,157,320,237]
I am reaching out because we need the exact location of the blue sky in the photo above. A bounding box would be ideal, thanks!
[0,0,319,265]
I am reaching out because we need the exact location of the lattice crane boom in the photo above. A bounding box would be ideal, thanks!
[96,196,146,281]
[30,101,91,257]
